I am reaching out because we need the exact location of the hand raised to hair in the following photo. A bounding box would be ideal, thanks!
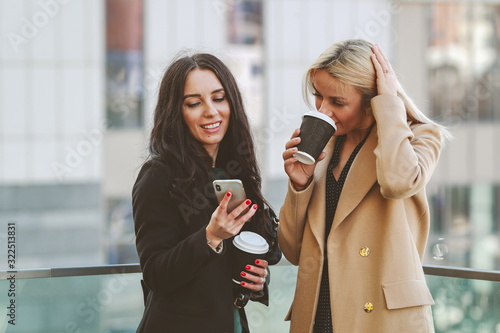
[371,44,398,96]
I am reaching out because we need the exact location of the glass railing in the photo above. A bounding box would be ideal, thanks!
[0,264,499,332]
[0,265,143,333]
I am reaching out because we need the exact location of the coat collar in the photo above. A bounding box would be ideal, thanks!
[308,125,378,251]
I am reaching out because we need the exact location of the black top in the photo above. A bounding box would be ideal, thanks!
[314,134,368,333]
[133,159,266,333]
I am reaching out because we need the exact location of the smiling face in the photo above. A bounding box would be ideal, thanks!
[182,68,231,158]
[311,69,374,136]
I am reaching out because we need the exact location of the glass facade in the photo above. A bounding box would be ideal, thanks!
[0,0,500,331]
[428,3,500,123]
[105,0,144,129]
[428,184,500,269]
[424,2,500,271]
[0,0,104,269]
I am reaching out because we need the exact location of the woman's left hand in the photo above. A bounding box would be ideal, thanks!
[371,44,398,96]
[240,259,268,291]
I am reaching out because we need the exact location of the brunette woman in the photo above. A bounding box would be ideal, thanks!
[133,53,275,333]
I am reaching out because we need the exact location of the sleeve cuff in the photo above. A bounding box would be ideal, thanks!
[288,178,314,195]
[207,238,224,254]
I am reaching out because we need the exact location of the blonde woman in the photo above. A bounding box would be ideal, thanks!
[279,39,449,332]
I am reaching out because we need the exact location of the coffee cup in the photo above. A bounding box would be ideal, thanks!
[231,231,269,285]
[293,111,337,165]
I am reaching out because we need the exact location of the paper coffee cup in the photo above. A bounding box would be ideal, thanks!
[231,231,269,285]
[293,111,337,165]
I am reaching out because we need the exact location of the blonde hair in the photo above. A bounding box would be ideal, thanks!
[303,39,451,143]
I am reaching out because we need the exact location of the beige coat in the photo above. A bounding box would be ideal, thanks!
[279,95,441,333]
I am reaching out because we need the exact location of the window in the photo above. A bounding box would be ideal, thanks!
[428,3,500,122]
[427,184,500,270]
[105,0,144,129]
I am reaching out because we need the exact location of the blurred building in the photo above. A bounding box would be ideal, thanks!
[262,1,500,272]
[397,3,500,270]
[0,0,104,268]
[1,1,499,332]
[0,0,499,275]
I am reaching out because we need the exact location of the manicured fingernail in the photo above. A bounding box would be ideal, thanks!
[240,272,246,277]
[255,260,260,265]
[245,199,251,205]
[226,192,231,197]
[252,204,258,210]
[241,282,246,286]
[245,265,251,270]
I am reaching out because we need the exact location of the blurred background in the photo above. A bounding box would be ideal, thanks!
[0,0,499,332]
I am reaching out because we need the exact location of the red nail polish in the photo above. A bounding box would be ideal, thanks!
[241,282,246,286]
[245,265,251,270]
[240,272,246,277]
[255,260,260,265]
[245,199,251,205]
[226,192,231,197]
[252,204,258,210]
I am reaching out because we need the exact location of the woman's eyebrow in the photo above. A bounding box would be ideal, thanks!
[183,88,224,100]
[329,96,347,101]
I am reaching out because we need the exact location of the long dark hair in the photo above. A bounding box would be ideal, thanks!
[148,53,272,238]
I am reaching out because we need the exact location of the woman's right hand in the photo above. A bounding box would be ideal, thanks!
[283,129,325,191]
[206,192,258,247]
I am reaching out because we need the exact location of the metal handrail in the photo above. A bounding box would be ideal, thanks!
[0,264,141,280]
[1,264,499,282]
[423,265,500,282]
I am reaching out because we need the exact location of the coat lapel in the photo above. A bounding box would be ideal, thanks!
[307,136,336,253]
[330,126,378,232]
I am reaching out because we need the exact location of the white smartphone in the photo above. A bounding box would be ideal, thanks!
[213,179,247,213]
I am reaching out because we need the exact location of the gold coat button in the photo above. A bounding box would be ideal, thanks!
[363,302,373,313]
[359,247,371,257]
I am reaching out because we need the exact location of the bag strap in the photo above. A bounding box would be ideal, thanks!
[265,206,279,227]
[265,206,279,241]
[234,291,251,309]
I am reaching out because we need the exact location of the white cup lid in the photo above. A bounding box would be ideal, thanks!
[233,231,269,254]
[303,111,337,130]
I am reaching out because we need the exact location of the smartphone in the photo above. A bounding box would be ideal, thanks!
[213,179,247,213]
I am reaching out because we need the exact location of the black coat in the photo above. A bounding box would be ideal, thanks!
[132,159,266,333]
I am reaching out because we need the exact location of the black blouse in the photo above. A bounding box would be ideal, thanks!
[314,134,369,333]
